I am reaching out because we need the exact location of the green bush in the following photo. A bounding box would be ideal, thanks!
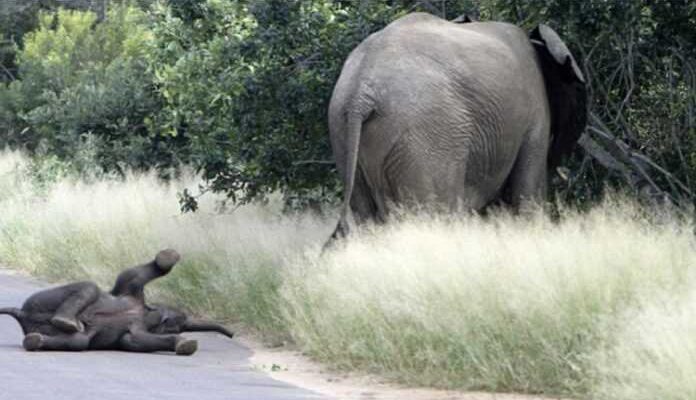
[145,0,402,207]
[3,4,187,176]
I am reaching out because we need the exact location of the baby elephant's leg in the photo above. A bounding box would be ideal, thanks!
[119,331,197,356]
[51,281,100,333]
[110,249,181,301]
[23,332,90,352]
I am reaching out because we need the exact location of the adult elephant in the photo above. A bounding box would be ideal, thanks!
[328,13,586,239]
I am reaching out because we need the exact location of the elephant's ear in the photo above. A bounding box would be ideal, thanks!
[530,24,587,167]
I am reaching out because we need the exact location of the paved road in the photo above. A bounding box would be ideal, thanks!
[0,269,326,400]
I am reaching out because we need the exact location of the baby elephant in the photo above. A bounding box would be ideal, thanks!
[0,249,233,355]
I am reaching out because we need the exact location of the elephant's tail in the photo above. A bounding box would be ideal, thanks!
[0,307,24,326]
[334,107,372,239]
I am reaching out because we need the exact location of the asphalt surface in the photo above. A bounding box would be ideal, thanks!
[0,269,327,400]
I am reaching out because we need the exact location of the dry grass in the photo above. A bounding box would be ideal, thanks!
[281,203,696,395]
[1,150,695,399]
[591,289,696,400]
[0,150,331,335]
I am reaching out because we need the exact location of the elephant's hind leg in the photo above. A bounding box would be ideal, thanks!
[23,332,90,352]
[507,125,550,212]
[51,281,100,333]
[119,331,197,356]
[110,249,180,301]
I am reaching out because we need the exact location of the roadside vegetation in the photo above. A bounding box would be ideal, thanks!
[0,150,329,335]
[2,150,696,399]
[1,1,695,399]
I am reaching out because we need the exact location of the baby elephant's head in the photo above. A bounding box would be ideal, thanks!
[145,305,234,338]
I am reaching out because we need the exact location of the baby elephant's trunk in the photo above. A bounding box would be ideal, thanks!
[183,319,234,338]
[0,307,25,332]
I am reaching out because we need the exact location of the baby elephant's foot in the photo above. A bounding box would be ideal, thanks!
[175,337,198,356]
[155,249,180,272]
[23,333,43,351]
[50,315,84,333]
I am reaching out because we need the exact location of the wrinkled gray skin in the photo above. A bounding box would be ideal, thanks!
[328,13,586,240]
[0,249,233,355]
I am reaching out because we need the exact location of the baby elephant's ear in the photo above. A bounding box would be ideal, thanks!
[530,24,584,84]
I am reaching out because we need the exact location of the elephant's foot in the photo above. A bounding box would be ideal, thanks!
[333,219,351,239]
[50,315,84,333]
[23,333,43,351]
[155,249,180,272]
[175,338,198,356]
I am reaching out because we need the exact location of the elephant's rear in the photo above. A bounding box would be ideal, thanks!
[329,13,548,216]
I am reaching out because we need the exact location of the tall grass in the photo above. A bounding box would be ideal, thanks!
[0,150,331,337]
[1,150,696,398]
[281,205,696,395]
[591,289,696,400]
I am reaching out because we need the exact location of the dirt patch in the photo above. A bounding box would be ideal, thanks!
[239,335,565,400]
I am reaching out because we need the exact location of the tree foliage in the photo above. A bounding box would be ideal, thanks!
[147,0,402,207]
[0,4,186,175]
[0,0,694,209]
